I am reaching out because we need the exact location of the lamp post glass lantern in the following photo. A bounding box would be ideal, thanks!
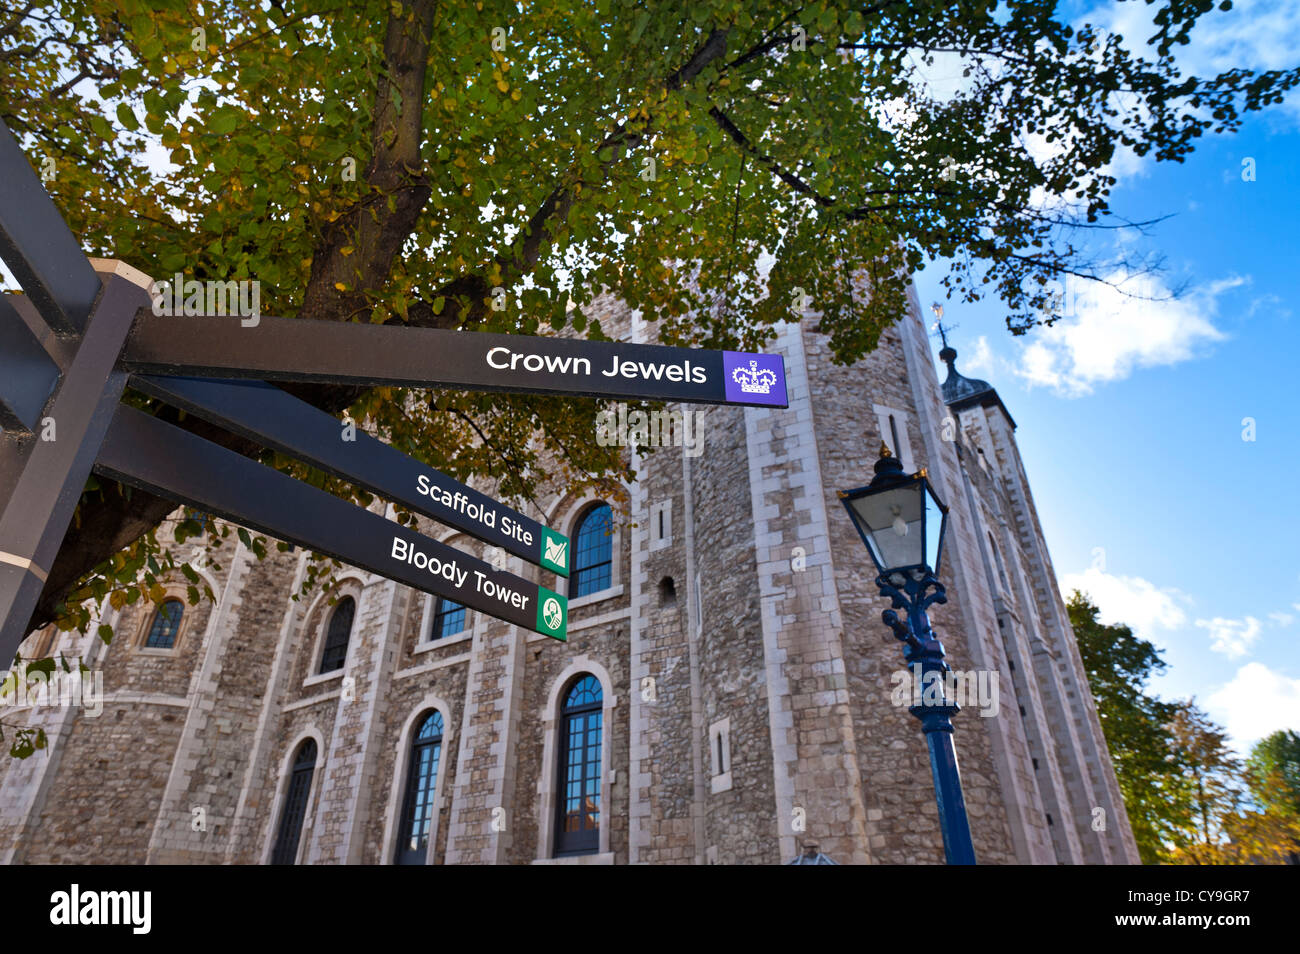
[840,447,948,579]
[838,444,976,865]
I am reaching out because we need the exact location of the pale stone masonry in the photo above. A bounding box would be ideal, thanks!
[0,284,1140,865]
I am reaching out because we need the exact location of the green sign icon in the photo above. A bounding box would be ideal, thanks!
[541,527,570,577]
[536,586,567,642]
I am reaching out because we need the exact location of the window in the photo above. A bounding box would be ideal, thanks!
[429,597,466,640]
[555,675,602,856]
[271,739,317,864]
[709,717,732,794]
[649,499,672,551]
[570,504,613,598]
[144,599,184,649]
[395,711,444,865]
[319,596,355,673]
[873,404,915,471]
[987,533,1010,591]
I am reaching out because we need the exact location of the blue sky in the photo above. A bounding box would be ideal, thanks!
[914,0,1300,754]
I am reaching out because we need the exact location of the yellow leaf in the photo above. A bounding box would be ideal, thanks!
[340,246,354,256]
[334,282,348,291]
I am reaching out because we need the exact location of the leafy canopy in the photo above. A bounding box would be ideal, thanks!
[3,0,1296,636]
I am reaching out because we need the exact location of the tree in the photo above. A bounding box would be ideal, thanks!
[1165,703,1300,865]
[1247,729,1300,815]
[1068,590,1184,863]
[1244,729,1300,863]
[4,0,1297,639]
[1165,699,1245,861]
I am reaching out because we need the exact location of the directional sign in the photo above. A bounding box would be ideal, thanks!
[95,405,568,641]
[130,375,570,576]
[122,313,790,408]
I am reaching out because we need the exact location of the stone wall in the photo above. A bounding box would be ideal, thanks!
[0,284,1138,866]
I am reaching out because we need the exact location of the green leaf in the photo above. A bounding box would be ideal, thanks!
[26,657,55,677]
[116,104,140,131]
[10,736,34,760]
[208,109,239,136]
[630,12,651,44]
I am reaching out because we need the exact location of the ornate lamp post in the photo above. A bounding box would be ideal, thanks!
[838,445,976,865]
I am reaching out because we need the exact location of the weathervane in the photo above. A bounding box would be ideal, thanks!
[930,303,957,350]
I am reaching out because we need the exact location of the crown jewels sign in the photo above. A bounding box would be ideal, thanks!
[732,360,778,395]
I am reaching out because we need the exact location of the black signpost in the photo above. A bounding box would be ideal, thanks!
[131,375,570,576]
[0,113,789,668]
[96,406,568,640]
[0,270,151,658]
[122,311,790,408]
[0,297,60,433]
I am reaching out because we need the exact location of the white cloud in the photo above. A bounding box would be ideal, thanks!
[1060,567,1189,640]
[1085,0,1300,106]
[1207,663,1300,752]
[1268,611,1295,627]
[957,334,996,377]
[1013,271,1237,396]
[1195,616,1262,659]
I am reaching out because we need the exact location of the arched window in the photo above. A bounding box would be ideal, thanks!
[271,738,317,864]
[555,675,602,856]
[395,710,444,865]
[570,504,613,598]
[144,599,184,649]
[319,596,355,673]
[430,597,466,640]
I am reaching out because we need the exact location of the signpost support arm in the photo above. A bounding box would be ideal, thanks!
[0,271,150,664]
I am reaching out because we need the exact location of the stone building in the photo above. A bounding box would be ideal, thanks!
[0,283,1139,865]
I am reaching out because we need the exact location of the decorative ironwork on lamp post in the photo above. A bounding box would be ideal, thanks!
[838,444,976,865]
